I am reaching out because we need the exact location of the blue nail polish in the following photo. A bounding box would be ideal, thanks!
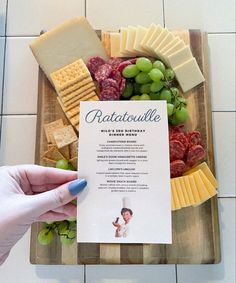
[68,179,87,196]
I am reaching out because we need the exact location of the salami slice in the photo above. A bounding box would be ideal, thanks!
[129,58,138,64]
[186,144,206,167]
[119,77,126,93]
[108,57,124,68]
[87,56,106,75]
[170,132,189,150]
[188,130,203,147]
[99,87,120,101]
[100,78,120,92]
[169,124,186,136]
[117,60,132,73]
[169,140,186,162]
[94,64,113,82]
[170,160,186,178]
[109,69,122,85]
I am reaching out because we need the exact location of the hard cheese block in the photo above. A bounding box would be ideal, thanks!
[30,17,108,81]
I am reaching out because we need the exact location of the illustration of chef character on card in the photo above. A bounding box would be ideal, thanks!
[112,197,133,238]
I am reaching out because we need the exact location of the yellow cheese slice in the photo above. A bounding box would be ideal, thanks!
[159,37,180,54]
[125,26,137,54]
[30,17,108,81]
[182,175,195,206]
[141,24,163,56]
[110,33,122,57]
[188,174,202,206]
[192,171,212,202]
[198,170,217,197]
[173,178,187,207]
[162,39,185,58]
[140,23,158,51]
[183,162,218,189]
[166,45,193,68]
[150,29,170,56]
[120,27,134,57]
[171,179,181,210]
[173,58,205,92]
[171,191,176,211]
[133,25,149,56]
[176,177,191,207]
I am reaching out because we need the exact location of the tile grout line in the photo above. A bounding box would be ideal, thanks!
[85,0,87,17]
[175,264,178,283]
[84,264,86,283]
[162,0,166,27]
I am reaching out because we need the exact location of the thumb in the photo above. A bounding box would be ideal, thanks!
[30,179,87,216]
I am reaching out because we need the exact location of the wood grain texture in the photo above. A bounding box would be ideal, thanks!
[30,30,220,265]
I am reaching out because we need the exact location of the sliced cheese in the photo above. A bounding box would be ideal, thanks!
[140,23,158,51]
[171,179,181,210]
[171,191,176,211]
[133,25,149,56]
[159,37,180,54]
[162,39,185,58]
[150,29,171,56]
[30,17,108,81]
[110,32,122,57]
[173,57,205,92]
[142,24,163,56]
[166,45,193,68]
[125,26,137,54]
[176,177,190,206]
[183,162,218,189]
[188,174,202,206]
[182,175,195,206]
[192,171,211,202]
[120,27,133,57]
[198,170,217,197]
[173,178,187,207]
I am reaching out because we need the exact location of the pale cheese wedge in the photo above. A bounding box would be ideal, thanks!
[166,45,193,68]
[176,177,191,206]
[110,32,122,57]
[171,179,181,210]
[192,171,212,202]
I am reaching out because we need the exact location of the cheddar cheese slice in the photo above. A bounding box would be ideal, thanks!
[198,170,217,197]
[188,175,202,206]
[110,32,122,57]
[125,26,137,54]
[166,45,193,68]
[176,177,191,206]
[120,27,133,57]
[173,178,187,207]
[133,26,149,56]
[192,171,212,202]
[171,179,181,210]
[182,175,195,206]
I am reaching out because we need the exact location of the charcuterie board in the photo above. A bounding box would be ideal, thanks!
[30,29,220,264]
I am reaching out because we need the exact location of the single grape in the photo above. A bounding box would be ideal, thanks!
[60,230,76,245]
[68,221,76,230]
[67,163,75,171]
[152,60,166,73]
[159,88,172,103]
[150,81,164,92]
[57,221,69,234]
[164,68,175,80]
[139,93,151,100]
[173,106,188,123]
[71,199,77,205]
[136,57,153,72]
[140,83,151,94]
[148,68,164,82]
[177,97,187,106]
[133,82,141,94]
[56,159,69,170]
[135,72,152,84]
[38,228,54,245]
[149,92,160,100]
[169,116,179,125]
[130,95,140,100]
[167,103,174,116]
[122,64,140,78]
[67,217,76,222]
[170,87,180,97]
[121,82,133,98]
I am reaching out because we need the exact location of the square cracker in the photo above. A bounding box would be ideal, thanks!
[44,119,64,143]
[42,146,65,161]
[69,140,78,159]
[53,125,78,148]
[42,158,57,167]
[69,157,78,170]
[59,145,70,160]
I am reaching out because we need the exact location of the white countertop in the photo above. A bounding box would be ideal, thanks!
[0,0,235,282]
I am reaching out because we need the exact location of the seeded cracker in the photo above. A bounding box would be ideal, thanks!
[44,119,64,143]
[42,158,57,167]
[69,140,78,159]
[53,125,77,148]
[42,146,65,161]
[69,157,78,170]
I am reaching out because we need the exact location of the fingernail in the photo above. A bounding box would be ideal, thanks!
[68,179,87,196]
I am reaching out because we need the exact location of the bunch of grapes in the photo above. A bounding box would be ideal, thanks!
[38,159,77,245]
[121,57,188,125]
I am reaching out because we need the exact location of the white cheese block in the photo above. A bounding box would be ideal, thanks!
[141,24,162,56]
[144,25,163,56]
[166,45,193,68]
[125,26,137,54]
[159,37,180,54]
[133,25,149,56]
[110,32,122,57]
[30,17,108,80]
[149,28,169,55]
[162,39,185,57]
[153,32,175,58]
[140,23,157,49]
[173,57,205,92]
[120,27,134,57]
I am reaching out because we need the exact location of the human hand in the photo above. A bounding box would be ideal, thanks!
[0,165,87,265]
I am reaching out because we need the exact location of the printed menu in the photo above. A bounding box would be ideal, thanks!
[77,101,172,244]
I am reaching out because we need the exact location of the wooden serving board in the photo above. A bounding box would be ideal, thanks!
[30,30,220,264]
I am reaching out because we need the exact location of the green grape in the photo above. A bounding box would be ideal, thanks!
[170,87,180,97]
[173,106,188,123]
[148,68,164,82]
[133,82,141,94]
[150,81,164,92]
[122,64,140,78]
[135,72,152,84]
[38,228,54,245]
[56,159,69,170]
[67,217,76,222]
[71,199,77,205]
[68,221,76,230]
[177,97,187,106]
[136,57,153,72]
[164,68,175,80]
[57,221,69,234]
[169,116,179,125]
[140,83,151,94]
[149,92,160,100]
[139,93,151,100]
[67,163,75,171]
[159,88,172,103]
[121,82,133,98]
[152,60,166,73]
[60,230,76,245]
[167,103,174,116]
[130,95,140,100]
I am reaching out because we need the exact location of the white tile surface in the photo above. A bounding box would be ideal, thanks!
[0,230,84,283]
[87,0,164,30]
[3,37,38,114]
[0,0,7,35]
[0,37,4,113]
[86,264,176,283]
[177,198,236,283]
[213,112,236,197]
[7,0,85,36]
[0,115,37,165]
[164,0,236,32]
[208,34,236,111]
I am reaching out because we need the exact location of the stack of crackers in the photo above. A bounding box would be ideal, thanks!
[50,58,99,131]
[42,119,78,169]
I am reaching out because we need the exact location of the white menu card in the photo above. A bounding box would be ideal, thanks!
[77,101,172,244]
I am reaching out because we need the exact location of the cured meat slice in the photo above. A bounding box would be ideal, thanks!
[188,130,203,147]
[108,57,124,68]
[117,60,132,73]
[170,160,186,178]
[87,56,106,75]
[186,145,206,167]
[99,87,120,101]
[94,64,113,82]
[109,69,122,85]
[119,77,126,93]
[169,139,186,161]
[129,58,138,64]
[170,132,189,150]
[100,78,120,92]
[169,124,186,136]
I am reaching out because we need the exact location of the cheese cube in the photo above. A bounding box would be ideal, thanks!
[30,17,108,80]
[173,58,205,92]
[166,45,193,68]
[110,33,122,57]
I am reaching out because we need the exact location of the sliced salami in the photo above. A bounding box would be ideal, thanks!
[186,144,206,167]
[129,58,138,64]
[99,87,120,101]
[169,140,186,162]
[188,130,203,147]
[94,64,113,82]
[87,56,106,75]
[170,132,189,150]
[117,60,132,73]
[108,57,124,68]
[119,77,126,94]
[100,78,120,92]
[170,160,186,178]
[109,69,122,85]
